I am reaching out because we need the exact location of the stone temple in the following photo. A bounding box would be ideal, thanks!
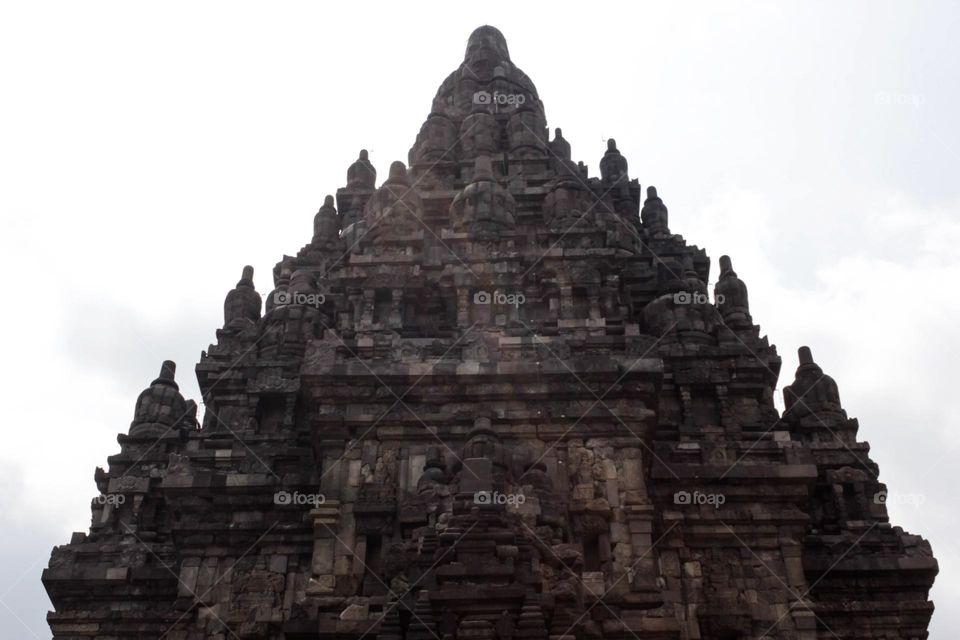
[44,26,937,640]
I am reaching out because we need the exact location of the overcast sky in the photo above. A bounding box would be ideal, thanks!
[1,1,957,637]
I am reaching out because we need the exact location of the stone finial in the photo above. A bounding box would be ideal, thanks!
[784,345,842,415]
[714,255,750,325]
[154,360,177,386]
[346,149,376,189]
[131,360,197,435]
[641,186,669,236]
[363,160,424,242]
[600,138,628,184]
[313,194,339,241]
[549,127,571,161]
[224,266,262,330]
[465,25,511,64]
[719,255,734,274]
[386,161,410,185]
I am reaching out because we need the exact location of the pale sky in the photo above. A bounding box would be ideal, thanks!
[1,1,957,637]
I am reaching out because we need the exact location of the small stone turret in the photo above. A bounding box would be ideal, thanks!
[542,177,591,231]
[450,156,517,238]
[681,259,708,299]
[411,113,458,163]
[416,448,449,495]
[642,258,720,340]
[346,149,376,189]
[599,138,628,184]
[313,195,339,242]
[288,268,320,302]
[549,127,571,161]
[364,161,424,242]
[714,255,750,327]
[259,268,325,357]
[783,346,843,417]
[507,109,547,157]
[130,361,197,436]
[222,265,261,332]
[265,263,292,314]
[337,150,377,231]
[641,186,670,237]
[460,108,499,159]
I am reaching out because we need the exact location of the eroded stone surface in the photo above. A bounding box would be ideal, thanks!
[44,25,936,640]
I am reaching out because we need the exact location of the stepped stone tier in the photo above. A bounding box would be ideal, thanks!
[44,25,936,640]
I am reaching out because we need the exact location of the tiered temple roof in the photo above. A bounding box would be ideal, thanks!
[44,25,936,640]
